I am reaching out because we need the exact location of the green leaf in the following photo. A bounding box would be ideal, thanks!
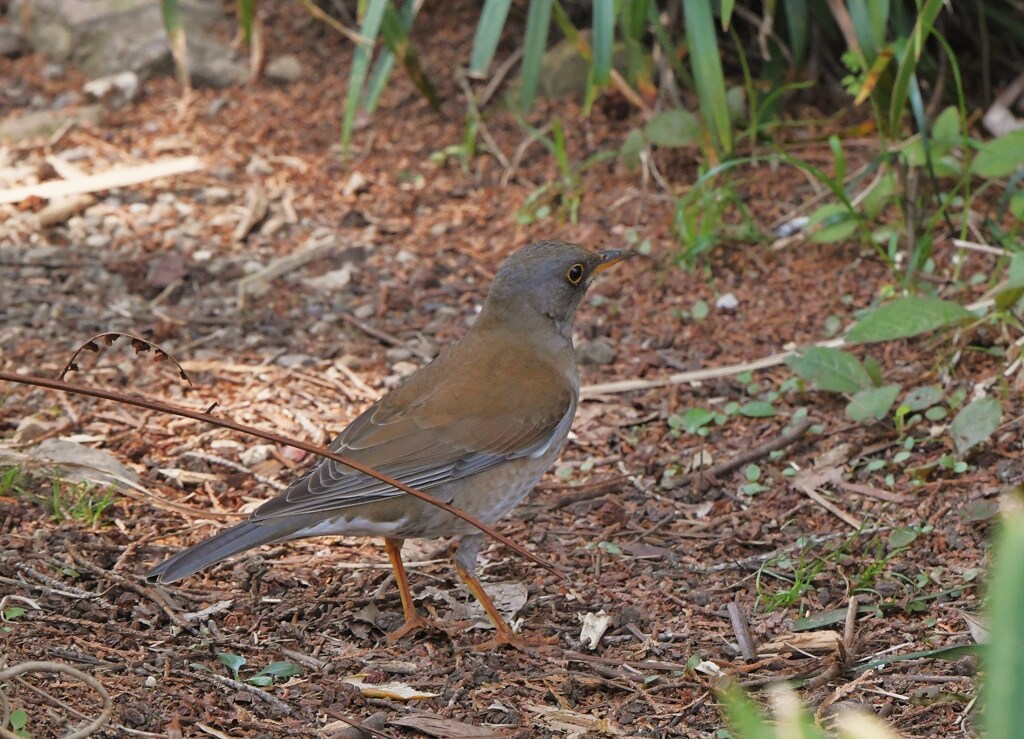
[972,130,1024,178]
[9,709,28,731]
[247,675,274,687]
[218,652,247,679]
[3,606,25,620]
[718,683,775,738]
[931,105,962,142]
[807,202,859,243]
[643,109,701,147]
[255,661,301,678]
[846,296,975,344]
[738,401,776,418]
[888,526,920,549]
[949,397,1001,455]
[680,407,715,433]
[846,384,900,422]
[469,0,513,74]
[903,385,944,412]
[984,505,1024,739]
[785,346,873,393]
[620,128,645,172]
[518,0,553,111]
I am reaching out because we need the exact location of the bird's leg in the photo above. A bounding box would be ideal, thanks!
[382,537,429,642]
[455,534,530,651]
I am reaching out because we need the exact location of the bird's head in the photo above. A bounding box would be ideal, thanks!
[480,241,633,339]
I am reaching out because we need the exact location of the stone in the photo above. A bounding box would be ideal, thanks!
[577,337,617,365]
[0,105,103,143]
[83,71,140,107]
[10,0,247,86]
[265,54,303,84]
[0,24,26,57]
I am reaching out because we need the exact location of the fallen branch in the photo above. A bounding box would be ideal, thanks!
[0,156,203,204]
[0,370,563,580]
[679,418,814,495]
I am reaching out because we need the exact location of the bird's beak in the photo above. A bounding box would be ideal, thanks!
[593,249,635,274]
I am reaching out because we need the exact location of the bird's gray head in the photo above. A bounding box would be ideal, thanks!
[479,241,632,339]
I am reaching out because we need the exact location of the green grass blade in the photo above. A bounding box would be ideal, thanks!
[584,0,614,112]
[519,0,554,111]
[237,0,255,45]
[365,0,435,114]
[782,0,808,66]
[590,0,613,87]
[470,0,513,75]
[684,0,733,156]
[648,2,692,87]
[720,0,736,31]
[888,0,944,135]
[848,0,888,62]
[983,496,1024,739]
[341,0,387,155]
[160,0,191,90]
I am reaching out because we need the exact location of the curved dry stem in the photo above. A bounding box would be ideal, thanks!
[58,331,193,387]
[0,661,111,739]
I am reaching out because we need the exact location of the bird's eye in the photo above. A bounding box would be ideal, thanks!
[565,263,585,285]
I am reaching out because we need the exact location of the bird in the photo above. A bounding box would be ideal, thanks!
[146,240,632,649]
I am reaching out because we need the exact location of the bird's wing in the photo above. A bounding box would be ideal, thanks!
[251,344,575,520]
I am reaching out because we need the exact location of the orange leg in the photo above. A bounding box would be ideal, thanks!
[383,537,428,642]
[455,562,530,652]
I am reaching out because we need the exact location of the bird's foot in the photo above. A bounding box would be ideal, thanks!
[468,627,554,653]
[385,614,434,643]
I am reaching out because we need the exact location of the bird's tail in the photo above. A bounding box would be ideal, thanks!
[146,519,302,584]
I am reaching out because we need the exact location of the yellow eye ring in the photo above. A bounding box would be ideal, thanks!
[565,263,585,285]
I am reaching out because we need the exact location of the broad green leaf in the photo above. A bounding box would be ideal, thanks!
[972,130,1024,178]
[718,683,776,739]
[846,384,900,422]
[10,709,28,731]
[620,128,645,172]
[931,105,961,141]
[218,652,247,679]
[846,296,975,344]
[739,401,776,418]
[903,385,943,412]
[469,0,513,74]
[808,202,858,243]
[680,407,715,433]
[256,661,301,678]
[518,0,553,111]
[949,396,1001,455]
[887,526,920,550]
[984,504,1024,739]
[643,109,700,147]
[785,346,873,394]
[3,606,25,620]
[1010,190,1024,220]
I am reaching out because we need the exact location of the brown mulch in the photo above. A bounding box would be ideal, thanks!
[0,3,1013,737]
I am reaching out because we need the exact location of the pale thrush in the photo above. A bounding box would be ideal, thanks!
[147,240,631,649]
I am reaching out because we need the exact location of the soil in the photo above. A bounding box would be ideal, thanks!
[0,3,1014,737]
